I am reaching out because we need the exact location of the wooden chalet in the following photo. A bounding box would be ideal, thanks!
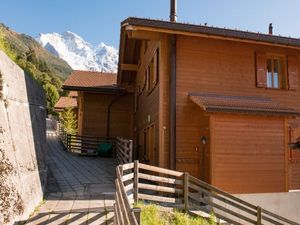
[63,70,132,139]
[54,91,78,113]
[117,17,300,194]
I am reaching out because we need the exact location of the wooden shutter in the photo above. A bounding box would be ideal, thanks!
[255,52,267,88]
[288,56,298,90]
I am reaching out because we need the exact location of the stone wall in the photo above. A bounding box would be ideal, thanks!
[0,50,47,225]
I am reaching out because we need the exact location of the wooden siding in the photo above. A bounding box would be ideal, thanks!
[176,35,300,192]
[81,92,133,138]
[158,35,171,169]
[212,114,285,193]
[132,34,172,168]
[289,150,300,190]
[134,41,160,166]
[77,91,84,135]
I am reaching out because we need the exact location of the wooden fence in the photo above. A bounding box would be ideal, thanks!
[114,161,299,225]
[115,137,133,165]
[59,128,133,164]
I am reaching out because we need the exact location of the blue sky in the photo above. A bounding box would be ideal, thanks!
[1,0,300,48]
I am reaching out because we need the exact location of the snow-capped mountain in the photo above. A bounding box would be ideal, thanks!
[36,31,118,73]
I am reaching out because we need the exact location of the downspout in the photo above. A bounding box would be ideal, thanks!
[107,93,121,138]
[170,34,177,170]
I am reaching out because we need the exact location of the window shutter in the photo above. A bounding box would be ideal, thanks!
[255,52,267,88]
[288,56,298,90]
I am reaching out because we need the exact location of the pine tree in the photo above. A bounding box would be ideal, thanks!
[60,107,77,135]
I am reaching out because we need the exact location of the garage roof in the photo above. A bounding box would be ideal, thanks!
[63,70,125,93]
[54,97,77,111]
[189,93,300,116]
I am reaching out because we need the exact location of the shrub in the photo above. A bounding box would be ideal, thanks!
[60,107,77,135]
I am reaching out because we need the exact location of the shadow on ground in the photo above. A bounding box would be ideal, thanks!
[20,136,116,225]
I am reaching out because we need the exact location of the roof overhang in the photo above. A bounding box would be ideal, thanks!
[189,92,300,117]
[121,17,300,50]
[63,85,127,95]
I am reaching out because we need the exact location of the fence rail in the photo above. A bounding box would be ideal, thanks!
[59,127,133,164]
[114,161,299,225]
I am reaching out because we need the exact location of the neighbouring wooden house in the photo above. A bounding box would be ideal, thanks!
[54,91,78,113]
[117,17,300,194]
[63,70,132,139]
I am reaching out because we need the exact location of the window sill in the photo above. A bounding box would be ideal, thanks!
[262,87,291,91]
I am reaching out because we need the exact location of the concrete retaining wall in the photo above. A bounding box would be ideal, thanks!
[0,50,47,225]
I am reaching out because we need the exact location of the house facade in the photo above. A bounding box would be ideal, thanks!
[117,18,300,194]
[63,70,133,139]
[54,91,78,114]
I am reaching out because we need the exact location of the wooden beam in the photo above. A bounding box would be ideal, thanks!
[121,63,139,71]
[126,30,162,40]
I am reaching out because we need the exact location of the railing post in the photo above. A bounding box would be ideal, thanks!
[132,207,141,225]
[184,172,189,211]
[129,140,133,162]
[67,134,70,151]
[257,206,262,225]
[134,160,139,204]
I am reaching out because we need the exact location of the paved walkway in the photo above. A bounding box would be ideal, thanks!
[25,136,117,225]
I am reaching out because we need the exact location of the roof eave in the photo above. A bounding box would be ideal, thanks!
[63,85,127,94]
[206,107,300,117]
[122,18,300,50]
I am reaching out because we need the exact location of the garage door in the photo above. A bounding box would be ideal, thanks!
[212,114,286,193]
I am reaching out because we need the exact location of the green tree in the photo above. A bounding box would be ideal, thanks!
[43,83,59,114]
[60,107,77,135]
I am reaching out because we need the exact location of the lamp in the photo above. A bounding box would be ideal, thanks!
[201,136,207,145]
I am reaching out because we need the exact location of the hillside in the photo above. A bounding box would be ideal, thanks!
[0,23,73,113]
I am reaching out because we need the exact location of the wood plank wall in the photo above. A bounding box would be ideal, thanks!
[77,91,84,135]
[133,34,171,168]
[158,35,171,169]
[176,35,300,191]
[134,41,160,166]
[212,114,286,193]
[81,92,133,138]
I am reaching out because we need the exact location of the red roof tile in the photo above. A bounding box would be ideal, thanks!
[54,97,77,110]
[189,93,300,116]
[63,70,118,91]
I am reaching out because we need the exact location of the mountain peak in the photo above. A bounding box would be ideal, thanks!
[36,31,118,73]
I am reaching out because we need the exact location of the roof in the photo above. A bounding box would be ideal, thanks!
[63,70,123,93]
[54,97,77,111]
[122,17,300,48]
[68,91,78,97]
[189,93,300,116]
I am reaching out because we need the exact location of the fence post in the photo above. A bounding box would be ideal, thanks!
[184,172,189,211]
[257,206,262,225]
[134,160,139,204]
[129,140,133,162]
[132,207,141,225]
[67,134,70,151]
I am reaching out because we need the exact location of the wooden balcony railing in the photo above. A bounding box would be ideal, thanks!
[114,161,299,225]
[59,127,133,164]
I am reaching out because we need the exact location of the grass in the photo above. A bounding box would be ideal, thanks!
[135,202,216,225]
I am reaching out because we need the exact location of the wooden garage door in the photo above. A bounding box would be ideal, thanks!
[212,114,286,194]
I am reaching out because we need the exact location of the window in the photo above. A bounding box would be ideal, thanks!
[256,52,295,90]
[146,50,159,93]
[266,57,285,89]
